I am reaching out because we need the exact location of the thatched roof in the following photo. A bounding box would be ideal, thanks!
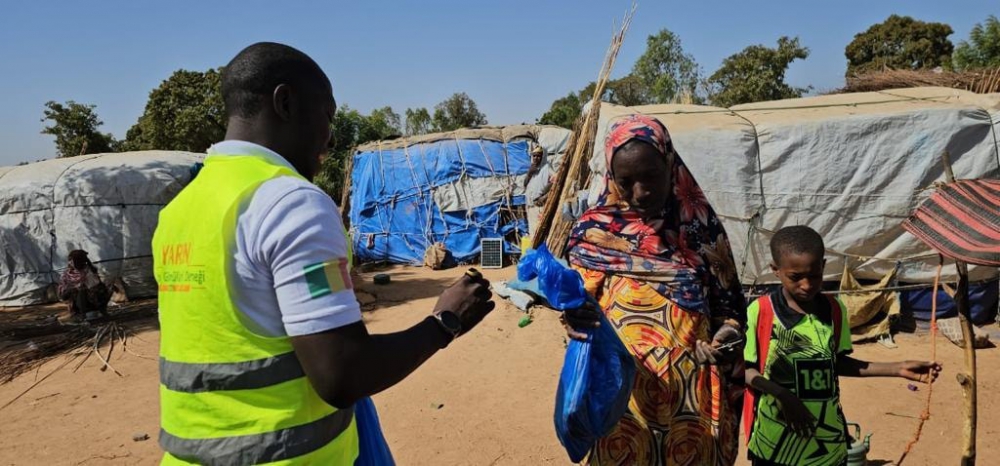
[837,68,1000,94]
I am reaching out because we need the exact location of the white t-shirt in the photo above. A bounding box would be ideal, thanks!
[208,140,361,337]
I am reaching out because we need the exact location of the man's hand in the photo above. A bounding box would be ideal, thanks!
[560,302,602,341]
[433,271,496,336]
[776,391,816,437]
[898,360,942,384]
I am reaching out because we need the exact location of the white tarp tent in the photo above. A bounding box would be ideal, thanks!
[0,151,204,306]
[587,87,1000,285]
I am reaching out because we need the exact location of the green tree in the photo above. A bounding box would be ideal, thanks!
[707,36,811,108]
[632,29,701,104]
[404,107,432,136]
[40,101,117,157]
[124,68,225,152]
[538,91,583,129]
[539,76,658,128]
[314,105,404,200]
[431,92,487,132]
[364,106,402,141]
[845,15,954,75]
[606,75,649,107]
[954,15,1000,70]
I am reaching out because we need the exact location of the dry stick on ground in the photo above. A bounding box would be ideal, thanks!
[940,152,977,466]
[0,353,79,412]
[532,2,636,255]
[92,325,123,377]
[116,323,155,361]
[72,348,93,373]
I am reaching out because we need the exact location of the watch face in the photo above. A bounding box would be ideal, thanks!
[440,311,462,333]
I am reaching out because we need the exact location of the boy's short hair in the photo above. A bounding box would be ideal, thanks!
[770,226,825,264]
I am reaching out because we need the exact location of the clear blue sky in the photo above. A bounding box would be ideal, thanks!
[0,1,994,166]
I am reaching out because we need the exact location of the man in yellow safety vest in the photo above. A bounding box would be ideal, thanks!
[152,42,495,465]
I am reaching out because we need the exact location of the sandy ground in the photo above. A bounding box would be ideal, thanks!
[0,265,997,465]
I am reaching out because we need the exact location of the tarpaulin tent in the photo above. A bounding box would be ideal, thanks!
[586,87,1000,286]
[555,87,1000,333]
[348,125,571,264]
[0,151,204,306]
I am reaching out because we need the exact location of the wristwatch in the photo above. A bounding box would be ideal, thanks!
[432,311,462,342]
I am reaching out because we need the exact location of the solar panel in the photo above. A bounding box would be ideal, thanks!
[480,238,504,269]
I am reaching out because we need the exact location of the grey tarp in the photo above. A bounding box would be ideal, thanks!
[587,87,1000,285]
[0,151,204,306]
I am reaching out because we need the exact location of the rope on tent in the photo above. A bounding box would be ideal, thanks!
[452,136,475,231]
[897,257,943,466]
[402,144,435,249]
[716,213,942,265]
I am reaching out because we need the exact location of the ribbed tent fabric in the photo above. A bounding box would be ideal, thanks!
[0,151,204,306]
[902,179,1000,267]
[586,87,1000,285]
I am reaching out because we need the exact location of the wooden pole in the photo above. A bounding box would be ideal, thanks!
[955,261,976,466]
[339,145,356,227]
[942,151,977,465]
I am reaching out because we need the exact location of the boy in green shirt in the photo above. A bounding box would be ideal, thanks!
[744,226,941,466]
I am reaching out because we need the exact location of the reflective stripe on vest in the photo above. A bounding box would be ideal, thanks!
[159,352,305,393]
[154,154,358,465]
[160,406,355,466]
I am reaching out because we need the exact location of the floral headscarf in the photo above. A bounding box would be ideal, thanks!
[566,114,745,318]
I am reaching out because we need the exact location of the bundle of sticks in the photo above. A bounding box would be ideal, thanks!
[532,4,635,257]
[0,301,157,384]
[839,68,1000,95]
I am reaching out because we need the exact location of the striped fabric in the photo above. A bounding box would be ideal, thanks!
[902,180,1000,266]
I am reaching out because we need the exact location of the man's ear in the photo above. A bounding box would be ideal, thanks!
[272,84,292,121]
[770,262,779,277]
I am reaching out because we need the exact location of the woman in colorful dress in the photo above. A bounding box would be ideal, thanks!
[563,114,747,466]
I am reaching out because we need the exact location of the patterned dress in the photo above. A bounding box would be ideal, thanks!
[577,268,741,466]
[566,114,746,466]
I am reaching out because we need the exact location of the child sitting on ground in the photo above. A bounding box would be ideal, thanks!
[744,226,941,466]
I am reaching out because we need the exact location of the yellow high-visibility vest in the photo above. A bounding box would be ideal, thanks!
[153,153,358,465]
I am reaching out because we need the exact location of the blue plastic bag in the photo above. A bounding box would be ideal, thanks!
[354,397,395,466]
[518,246,635,463]
[517,245,588,311]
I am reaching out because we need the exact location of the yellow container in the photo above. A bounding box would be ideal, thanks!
[520,236,532,256]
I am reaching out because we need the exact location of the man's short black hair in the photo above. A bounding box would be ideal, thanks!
[221,42,330,119]
[770,225,825,264]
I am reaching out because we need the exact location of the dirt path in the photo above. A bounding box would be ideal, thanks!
[0,266,997,465]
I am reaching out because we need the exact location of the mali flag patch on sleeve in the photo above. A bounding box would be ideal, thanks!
[303,258,353,299]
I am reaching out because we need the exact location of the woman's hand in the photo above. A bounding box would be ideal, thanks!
[561,302,602,341]
[696,323,743,365]
[695,340,721,365]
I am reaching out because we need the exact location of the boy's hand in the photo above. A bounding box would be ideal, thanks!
[776,391,816,437]
[898,360,942,384]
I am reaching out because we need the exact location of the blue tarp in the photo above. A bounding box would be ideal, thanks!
[349,138,530,264]
[900,280,999,325]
